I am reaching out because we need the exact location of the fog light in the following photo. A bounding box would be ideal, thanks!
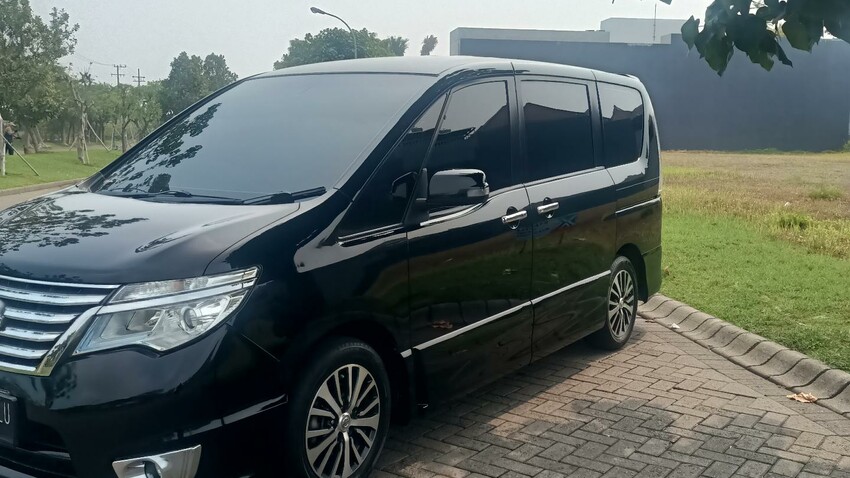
[112,445,201,478]
[144,461,161,478]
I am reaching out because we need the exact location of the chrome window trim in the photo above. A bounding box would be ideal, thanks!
[615,197,661,217]
[338,224,405,245]
[420,203,483,227]
[400,270,612,357]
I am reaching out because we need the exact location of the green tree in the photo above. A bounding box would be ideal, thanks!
[159,51,237,119]
[421,35,438,56]
[202,53,239,91]
[132,82,163,137]
[382,36,409,56]
[159,52,206,119]
[274,28,408,69]
[669,0,850,75]
[0,0,79,157]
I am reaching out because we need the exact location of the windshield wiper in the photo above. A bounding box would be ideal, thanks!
[242,187,327,205]
[100,188,243,204]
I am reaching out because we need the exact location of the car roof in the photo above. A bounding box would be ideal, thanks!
[255,56,642,89]
[256,56,506,78]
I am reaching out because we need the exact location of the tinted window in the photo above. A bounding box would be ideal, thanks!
[599,83,645,167]
[92,74,433,201]
[339,98,445,236]
[425,81,512,191]
[522,81,594,180]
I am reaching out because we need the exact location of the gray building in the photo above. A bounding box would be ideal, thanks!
[600,17,687,44]
[450,20,850,151]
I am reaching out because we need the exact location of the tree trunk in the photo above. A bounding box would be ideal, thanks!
[77,112,89,165]
[121,120,130,153]
[21,124,34,154]
[33,126,44,152]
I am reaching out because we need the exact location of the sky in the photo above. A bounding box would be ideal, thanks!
[32,0,714,83]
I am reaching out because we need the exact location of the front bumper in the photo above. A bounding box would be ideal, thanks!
[0,326,284,478]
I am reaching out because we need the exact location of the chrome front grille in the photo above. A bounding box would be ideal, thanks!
[0,274,119,375]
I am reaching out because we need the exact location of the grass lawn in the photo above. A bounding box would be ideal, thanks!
[0,145,119,190]
[661,151,850,370]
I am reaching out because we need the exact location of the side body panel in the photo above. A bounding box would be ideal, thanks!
[407,187,533,402]
[594,73,663,298]
[406,76,535,404]
[514,74,617,358]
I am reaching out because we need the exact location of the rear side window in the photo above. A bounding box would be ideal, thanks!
[522,81,594,181]
[599,83,645,167]
[425,81,512,191]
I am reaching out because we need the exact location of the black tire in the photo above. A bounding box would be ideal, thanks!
[588,256,638,350]
[283,337,391,478]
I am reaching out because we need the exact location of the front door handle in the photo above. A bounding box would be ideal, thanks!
[501,210,528,225]
[536,202,560,215]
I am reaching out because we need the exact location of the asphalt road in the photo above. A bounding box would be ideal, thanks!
[0,186,66,211]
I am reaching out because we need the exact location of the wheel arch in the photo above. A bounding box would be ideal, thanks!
[616,243,648,302]
[321,320,413,425]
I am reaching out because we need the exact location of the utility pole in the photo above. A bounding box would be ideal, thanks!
[112,64,127,86]
[652,4,658,43]
[132,68,146,88]
[112,64,129,152]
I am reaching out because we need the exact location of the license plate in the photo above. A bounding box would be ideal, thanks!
[0,394,17,446]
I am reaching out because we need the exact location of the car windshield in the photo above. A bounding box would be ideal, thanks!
[91,73,433,202]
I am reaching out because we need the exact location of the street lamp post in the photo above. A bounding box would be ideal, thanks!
[310,7,357,59]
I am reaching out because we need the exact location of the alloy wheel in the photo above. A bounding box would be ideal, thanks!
[305,364,381,478]
[608,269,636,341]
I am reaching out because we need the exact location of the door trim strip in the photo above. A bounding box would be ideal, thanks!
[400,270,611,357]
[401,302,530,356]
[615,197,661,217]
[531,271,611,305]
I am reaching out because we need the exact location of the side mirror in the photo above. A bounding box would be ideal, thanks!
[427,169,489,208]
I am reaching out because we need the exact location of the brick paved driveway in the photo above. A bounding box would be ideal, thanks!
[378,319,850,478]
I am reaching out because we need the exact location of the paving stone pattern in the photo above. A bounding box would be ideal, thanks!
[641,295,850,418]
[376,319,850,478]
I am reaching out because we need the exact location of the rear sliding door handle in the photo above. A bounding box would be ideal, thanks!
[501,210,528,225]
[536,202,560,215]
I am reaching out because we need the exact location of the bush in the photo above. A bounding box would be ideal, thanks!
[776,212,812,231]
[808,185,843,201]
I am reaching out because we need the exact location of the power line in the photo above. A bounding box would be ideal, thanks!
[132,68,146,87]
[111,64,127,86]
[72,53,113,67]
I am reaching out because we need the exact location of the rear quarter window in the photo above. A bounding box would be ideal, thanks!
[599,83,645,167]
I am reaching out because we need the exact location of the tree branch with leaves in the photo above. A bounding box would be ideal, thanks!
[670,0,850,74]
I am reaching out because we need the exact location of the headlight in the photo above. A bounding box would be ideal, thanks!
[75,267,258,355]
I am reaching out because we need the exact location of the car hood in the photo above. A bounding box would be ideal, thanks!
[0,188,298,284]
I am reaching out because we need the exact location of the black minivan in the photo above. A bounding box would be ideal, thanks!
[0,56,661,478]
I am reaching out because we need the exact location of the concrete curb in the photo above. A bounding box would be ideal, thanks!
[0,179,79,198]
[639,294,850,418]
